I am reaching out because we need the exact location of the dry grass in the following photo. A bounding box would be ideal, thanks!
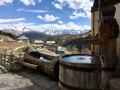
[0,35,30,57]
[0,42,29,51]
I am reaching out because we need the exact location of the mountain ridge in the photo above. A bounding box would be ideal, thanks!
[19,31,50,40]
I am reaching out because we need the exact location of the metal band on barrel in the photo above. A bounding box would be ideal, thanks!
[101,67,115,72]
[59,79,94,90]
[59,61,97,72]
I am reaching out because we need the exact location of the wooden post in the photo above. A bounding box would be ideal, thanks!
[99,5,119,90]
[0,53,2,62]
[10,52,13,62]
[100,39,117,90]
[4,52,6,65]
[1,53,3,63]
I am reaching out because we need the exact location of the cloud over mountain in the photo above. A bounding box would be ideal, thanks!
[0,0,43,6]
[52,0,93,19]
[17,8,48,13]
[37,14,60,22]
[0,18,25,23]
[0,0,92,34]
[19,0,42,6]
[0,22,90,32]
[0,0,13,5]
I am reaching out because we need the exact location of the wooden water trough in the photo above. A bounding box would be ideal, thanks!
[20,46,60,80]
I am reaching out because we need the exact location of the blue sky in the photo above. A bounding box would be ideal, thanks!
[0,0,94,31]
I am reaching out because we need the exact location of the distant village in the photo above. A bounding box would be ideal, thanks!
[0,35,67,55]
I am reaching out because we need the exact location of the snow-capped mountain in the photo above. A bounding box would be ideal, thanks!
[22,27,31,32]
[0,26,31,36]
[43,29,90,36]
[1,29,23,36]
[0,25,90,36]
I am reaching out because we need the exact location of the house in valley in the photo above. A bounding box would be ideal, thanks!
[57,46,66,54]
[46,41,55,45]
[33,40,44,48]
[17,35,29,44]
[45,41,56,52]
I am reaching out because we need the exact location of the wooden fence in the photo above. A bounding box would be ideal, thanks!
[0,51,14,69]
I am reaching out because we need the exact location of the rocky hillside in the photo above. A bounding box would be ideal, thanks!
[47,34,91,53]
[19,31,50,40]
[47,34,80,46]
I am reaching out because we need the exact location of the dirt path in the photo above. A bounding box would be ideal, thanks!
[0,71,60,90]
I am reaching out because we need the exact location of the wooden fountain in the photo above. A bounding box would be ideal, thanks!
[91,2,119,90]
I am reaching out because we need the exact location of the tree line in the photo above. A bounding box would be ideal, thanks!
[0,31,17,39]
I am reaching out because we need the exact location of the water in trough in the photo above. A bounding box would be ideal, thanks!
[39,57,51,62]
[62,55,93,63]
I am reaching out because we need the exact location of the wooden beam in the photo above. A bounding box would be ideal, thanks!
[19,62,38,70]
[92,0,120,13]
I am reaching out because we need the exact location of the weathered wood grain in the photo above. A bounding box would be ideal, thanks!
[59,55,100,90]
[110,77,120,90]
[19,62,38,70]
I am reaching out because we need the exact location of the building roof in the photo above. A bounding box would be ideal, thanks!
[57,46,66,52]
[7,38,15,42]
[33,40,44,44]
[46,41,55,44]
[17,35,29,40]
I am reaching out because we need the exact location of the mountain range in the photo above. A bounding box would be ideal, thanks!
[0,26,90,40]
[19,31,50,40]
[0,27,31,36]
[42,29,91,36]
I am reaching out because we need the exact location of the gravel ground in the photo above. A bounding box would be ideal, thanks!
[0,69,60,90]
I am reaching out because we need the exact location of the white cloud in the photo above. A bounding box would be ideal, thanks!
[37,15,43,19]
[17,8,48,13]
[52,0,93,19]
[19,0,42,6]
[0,18,25,23]
[0,0,13,5]
[69,10,91,19]
[53,0,93,10]
[0,22,35,30]
[0,22,90,32]
[31,22,90,31]
[0,0,43,6]
[37,14,60,22]
[52,2,63,9]
[30,22,91,31]
[58,20,63,24]
[20,0,35,6]
[17,8,24,11]
[38,0,42,3]
[12,22,35,30]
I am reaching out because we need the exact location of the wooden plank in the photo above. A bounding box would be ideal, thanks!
[59,58,100,90]
[0,52,14,69]
[100,17,119,90]
[19,62,38,70]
